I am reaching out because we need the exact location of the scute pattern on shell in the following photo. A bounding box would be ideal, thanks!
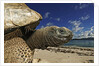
[4,3,42,34]
[4,37,34,63]
[4,3,73,63]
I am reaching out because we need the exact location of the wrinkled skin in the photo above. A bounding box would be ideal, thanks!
[26,26,73,50]
[4,26,73,63]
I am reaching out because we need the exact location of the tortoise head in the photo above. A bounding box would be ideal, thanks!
[27,26,73,50]
[48,26,73,43]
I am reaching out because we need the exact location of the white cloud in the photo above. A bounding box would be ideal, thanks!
[74,3,89,10]
[68,20,94,39]
[55,18,61,21]
[79,3,88,9]
[44,12,50,18]
[69,20,94,39]
[44,12,61,21]
[46,22,54,26]
[50,17,61,21]
[40,22,54,28]
[41,25,45,28]
[80,15,90,20]
[69,20,84,32]
[75,26,94,39]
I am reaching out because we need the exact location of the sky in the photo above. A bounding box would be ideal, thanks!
[26,3,94,39]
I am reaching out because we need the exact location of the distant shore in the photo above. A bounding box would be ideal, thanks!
[33,46,94,63]
[72,37,94,40]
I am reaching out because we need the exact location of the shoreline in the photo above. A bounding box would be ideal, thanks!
[63,45,94,48]
[33,46,94,63]
[60,45,94,48]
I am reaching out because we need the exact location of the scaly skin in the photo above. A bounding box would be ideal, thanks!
[4,26,73,63]
[26,26,73,50]
[4,29,34,63]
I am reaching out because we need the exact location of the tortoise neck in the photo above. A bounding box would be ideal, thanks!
[26,29,64,50]
[20,26,36,50]
[20,26,36,40]
[4,29,23,40]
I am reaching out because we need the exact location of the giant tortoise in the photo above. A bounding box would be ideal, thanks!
[4,3,73,63]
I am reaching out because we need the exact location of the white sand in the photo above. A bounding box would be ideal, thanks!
[33,46,94,63]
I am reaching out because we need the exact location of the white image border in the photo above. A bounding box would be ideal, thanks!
[0,0,99,66]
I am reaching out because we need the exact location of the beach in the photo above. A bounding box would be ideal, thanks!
[33,46,94,63]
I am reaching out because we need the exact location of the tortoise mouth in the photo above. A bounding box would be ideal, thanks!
[54,36,67,41]
[54,35,73,41]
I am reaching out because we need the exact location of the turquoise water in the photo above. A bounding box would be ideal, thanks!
[64,40,94,47]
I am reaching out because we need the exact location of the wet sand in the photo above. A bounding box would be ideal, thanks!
[33,46,94,63]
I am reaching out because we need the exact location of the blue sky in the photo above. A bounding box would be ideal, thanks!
[26,3,94,39]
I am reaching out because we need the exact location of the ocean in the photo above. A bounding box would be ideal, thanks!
[64,40,94,47]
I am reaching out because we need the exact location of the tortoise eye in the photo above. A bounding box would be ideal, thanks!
[59,29,64,32]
